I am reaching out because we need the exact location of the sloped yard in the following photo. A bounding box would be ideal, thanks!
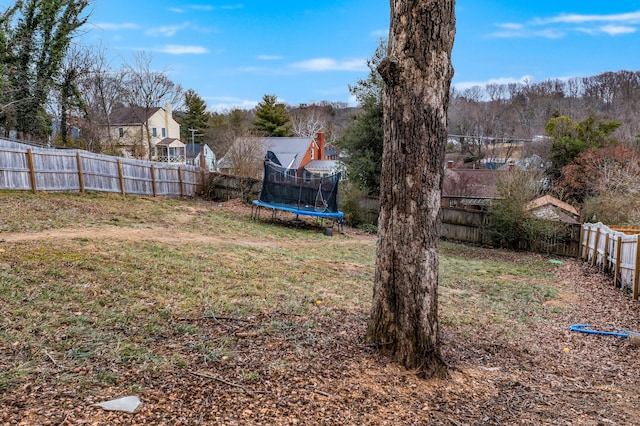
[0,192,639,425]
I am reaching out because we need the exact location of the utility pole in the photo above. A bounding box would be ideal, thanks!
[188,128,197,166]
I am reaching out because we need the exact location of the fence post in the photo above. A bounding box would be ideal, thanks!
[603,232,610,273]
[150,165,157,197]
[76,152,85,193]
[614,235,622,289]
[117,159,126,195]
[583,227,591,261]
[634,236,640,300]
[201,168,206,196]
[26,148,37,192]
[591,227,600,267]
[178,167,184,197]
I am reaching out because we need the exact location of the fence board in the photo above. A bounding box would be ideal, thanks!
[0,138,203,197]
[580,222,640,299]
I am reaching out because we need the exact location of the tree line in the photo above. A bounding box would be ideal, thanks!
[335,36,640,228]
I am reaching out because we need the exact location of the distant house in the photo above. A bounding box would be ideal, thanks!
[218,130,339,178]
[102,104,185,163]
[442,161,500,210]
[186,143,216,170]
[442,154,552,210]
[525,195,581,225]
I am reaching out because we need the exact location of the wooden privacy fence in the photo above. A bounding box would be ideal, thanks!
[580,222,640,300]
[346,197,581,257]
[439,207,582,257]
[0,139,204,197]
[441,207,492,245]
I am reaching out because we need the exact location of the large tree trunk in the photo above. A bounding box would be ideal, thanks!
[367,0,455,379]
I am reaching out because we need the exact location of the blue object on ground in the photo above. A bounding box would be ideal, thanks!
[569,323,640,338]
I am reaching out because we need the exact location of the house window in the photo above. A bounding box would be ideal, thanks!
[311,149,315,160]
[161,128,166,138]
[118,127,124,138]
[152,127,157,137]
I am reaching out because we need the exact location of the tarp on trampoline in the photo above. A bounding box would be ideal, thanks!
[253,152,344,220]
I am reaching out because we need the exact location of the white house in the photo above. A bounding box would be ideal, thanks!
[103,104,185,163]
[186,143,217,170]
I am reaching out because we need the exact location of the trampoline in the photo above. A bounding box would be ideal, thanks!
[251,153,344,231]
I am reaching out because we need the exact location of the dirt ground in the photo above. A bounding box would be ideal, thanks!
[2,200,640,425]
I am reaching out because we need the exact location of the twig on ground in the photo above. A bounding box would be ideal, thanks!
[177,315,250,322]
[44,350,63,368]
[190,371,251,395]
[58,410,70,426]
[306,386,331,397]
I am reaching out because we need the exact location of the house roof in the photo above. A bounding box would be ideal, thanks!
[186,143,202,158]
[220,136,314,170]
[156,137,184,147]
[262,137,315,169]
[525,195,579,217]
[110,106,162,125]
[443,168,500,198]
[305,160,338,172]
[186,143,215,159]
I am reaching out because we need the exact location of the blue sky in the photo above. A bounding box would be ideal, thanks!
[81,1,640,111]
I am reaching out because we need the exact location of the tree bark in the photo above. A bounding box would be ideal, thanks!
[367,0,456,379]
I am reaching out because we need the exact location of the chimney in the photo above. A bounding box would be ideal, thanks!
[199,144,206,169]
[317,130,325,160]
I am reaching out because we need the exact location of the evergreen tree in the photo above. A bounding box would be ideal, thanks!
[252,94,293,137]
[335,39,386,195]
[179,88,210,142]
[0,3,19,134]
[5,0,90,140]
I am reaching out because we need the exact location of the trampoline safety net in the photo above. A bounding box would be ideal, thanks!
[259,156,341,214]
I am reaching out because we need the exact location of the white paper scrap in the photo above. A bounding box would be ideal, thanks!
[93,395,141,413]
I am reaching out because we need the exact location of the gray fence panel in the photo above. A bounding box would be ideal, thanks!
[0,145,31,190]
[0,138,203,197]
[80,154,122,193]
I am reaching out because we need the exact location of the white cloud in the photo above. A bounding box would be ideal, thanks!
[491,27,565,39]
[220,4,244,10]
[155,45,210,55]
[146,23,191,37]
[93,22,139,30]
[498,23,524,30]
[190,5,214,11]
[536,11,640,25]
[290,58,367,72]
[168,7,184,13]
[598,25,637,35]
[206,96,259,112]
[492,9,640,39]
[453,75,535,92]
[189,4,243,12]
[257,55,283,61]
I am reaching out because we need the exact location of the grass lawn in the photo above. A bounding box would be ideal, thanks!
[1,191,638,425]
